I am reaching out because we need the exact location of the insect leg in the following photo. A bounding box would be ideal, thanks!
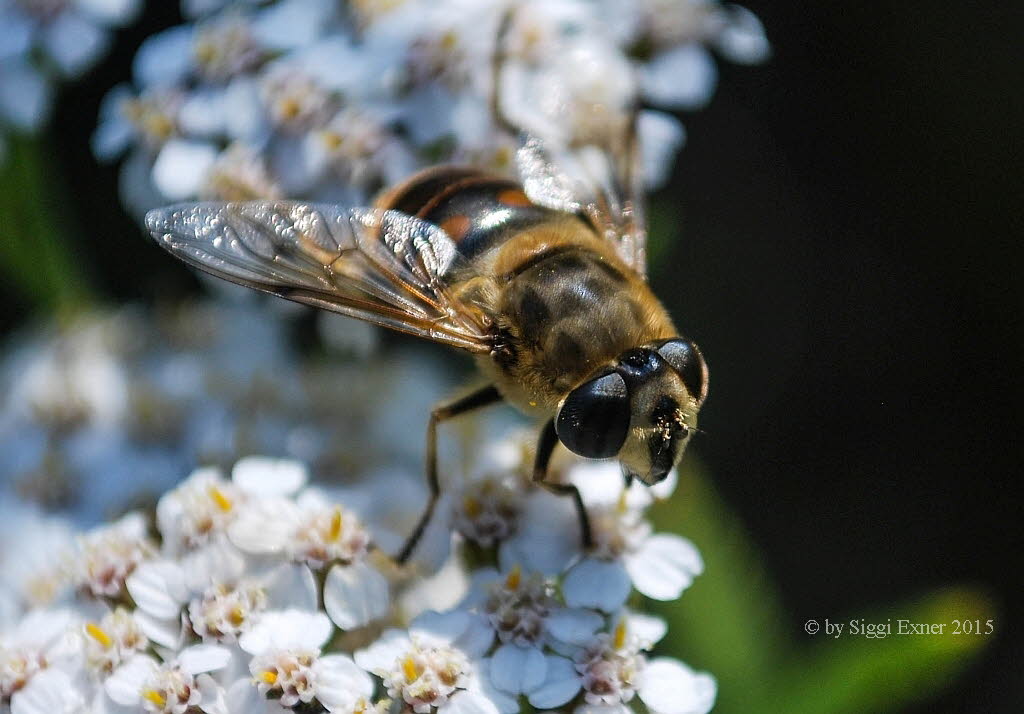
[532,419,594,549]
[396,384,504,565]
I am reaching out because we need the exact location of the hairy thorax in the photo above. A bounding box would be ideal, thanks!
[473,224,676,416]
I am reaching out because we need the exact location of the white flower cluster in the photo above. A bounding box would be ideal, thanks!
[0,0,140,161]
[93,0,768,215]
[0,300,460,524]
[2,440,712,714]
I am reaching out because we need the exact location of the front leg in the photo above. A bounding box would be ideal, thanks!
[397,384,503,565]
[532,419,594,549]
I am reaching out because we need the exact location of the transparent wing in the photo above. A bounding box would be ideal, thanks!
[516,122,647,277]
[145,202,494,353]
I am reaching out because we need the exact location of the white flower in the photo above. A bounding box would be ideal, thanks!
[229,479,389,631]
[0,606,91,712]
[565,619,716,714]
[0,505,74,611]
[3,667,90,714]
[564,462,703,608]
[500,35,636,147]
[105,644,233,713]
[127,539,317,647]
[238,609,373,711]
[200,142,283,201]
[0,0,139,142]
[4,318,128,430]
[157,467,246,556]
[94,0,766,204]
[80,607,149,677]
[93,85,184,160]
[355,610,509,714]
[72,511,155,600]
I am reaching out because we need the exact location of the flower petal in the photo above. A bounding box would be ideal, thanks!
[625,534,703,601]
[239,610,333,655]
[41,10,108,76]
[715,6,771,65]
[10,670,82,714]
[313,654,374,711]
[323,560,390,630]
[525,655,580,709]
[105,654,158,705]
[639,659,717,714]
[0,60,52,130]
[624,610,668,648]
[127,560,188,619]
[178,643,232,675]
[152,139,218,200]
[133,24,193,86]
[232,456,307,496]
[443,690,500,714]
[354,629,411,675]
[563,557,631,612]
[262,562,318,612]
[410,609,470,645]
[640,44,717,110]
[545,607,603,646]
[488,643,547,695]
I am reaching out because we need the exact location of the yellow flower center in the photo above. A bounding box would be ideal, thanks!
[143,689,167,708]
[504,564,522,591]
[209,486,232,512]
[260,670,278,685]
[462,495,482,518]
[402,656,420,682]
[85,623,113,648]
[329,508,343,541]
[613,620,628,650]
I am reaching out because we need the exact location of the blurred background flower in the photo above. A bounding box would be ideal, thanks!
[90,0,767,217]
[0,0,141,160]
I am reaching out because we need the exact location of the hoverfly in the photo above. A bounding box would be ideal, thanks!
[146,129,708,564]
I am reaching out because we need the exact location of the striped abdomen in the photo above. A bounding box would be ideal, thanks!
[374,166,561,260]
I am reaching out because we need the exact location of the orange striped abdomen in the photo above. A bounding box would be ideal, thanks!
[374,166,560,260]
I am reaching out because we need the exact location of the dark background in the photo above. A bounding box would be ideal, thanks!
[18,1,1023,709]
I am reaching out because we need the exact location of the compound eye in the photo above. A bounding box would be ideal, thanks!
[555,371,630,459]
[654,338,708,405]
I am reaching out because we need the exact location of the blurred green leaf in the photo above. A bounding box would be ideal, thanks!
[765,587,994,714]
[0,133,92,314]
[646,199,677,272]
[649,459,994,713]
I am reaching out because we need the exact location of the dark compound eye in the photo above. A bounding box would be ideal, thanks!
[653,338,708,405]
[556,371,631,459]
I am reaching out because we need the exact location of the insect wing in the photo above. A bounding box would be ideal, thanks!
[516,128,648,277]
[145,202,494,352]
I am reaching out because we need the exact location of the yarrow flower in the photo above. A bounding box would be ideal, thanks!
[93,0,768,215]
[0,0,141,160]
[0,441,716,714]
